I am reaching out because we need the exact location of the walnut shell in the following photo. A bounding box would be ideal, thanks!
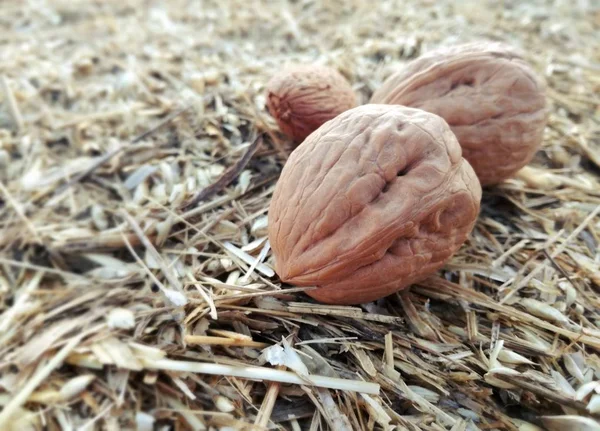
[268,104,482,305]
[370,42,548,186]
[266,65,357,143]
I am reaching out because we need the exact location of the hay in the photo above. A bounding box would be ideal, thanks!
[0,0,599,430]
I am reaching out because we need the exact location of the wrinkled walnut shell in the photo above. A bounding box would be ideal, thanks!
[266,65,357,143]
[370,42,548,186]
[268,104,482,305]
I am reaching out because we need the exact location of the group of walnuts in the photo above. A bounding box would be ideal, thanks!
[263,42,548,305]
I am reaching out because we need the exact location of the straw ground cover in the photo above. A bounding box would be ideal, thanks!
[0,0,599,430]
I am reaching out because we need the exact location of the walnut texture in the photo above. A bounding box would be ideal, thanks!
[268,104,482,305]
[370,42,548,186]
[266,65,357,143]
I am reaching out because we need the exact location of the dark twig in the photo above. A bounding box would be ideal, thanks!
[180,133,264,210]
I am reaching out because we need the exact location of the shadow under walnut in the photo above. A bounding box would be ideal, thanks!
[268,104,482,305]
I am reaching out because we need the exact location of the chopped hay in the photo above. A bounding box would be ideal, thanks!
[1,0,600,430]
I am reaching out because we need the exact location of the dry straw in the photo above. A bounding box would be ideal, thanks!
[0,0,599,430]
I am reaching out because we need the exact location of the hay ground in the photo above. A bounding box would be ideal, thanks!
[0,0,599,430]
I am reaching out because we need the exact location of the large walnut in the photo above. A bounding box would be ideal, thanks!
[266,65,357,143]
[370,42,548,186]
[268,104,482,305]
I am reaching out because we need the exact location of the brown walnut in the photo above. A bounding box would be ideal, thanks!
[370,42,548,186]
[268,104,482,305]
[266,65,357,143]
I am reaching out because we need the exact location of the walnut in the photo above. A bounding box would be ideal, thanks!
[370,42,548,186]
[266,65,357,143]
[268,104,481,305]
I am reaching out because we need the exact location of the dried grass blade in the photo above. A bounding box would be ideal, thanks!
[0,335,83,427]
[501,204,600,303]
[56,105,192,193]
[143,358,379,394]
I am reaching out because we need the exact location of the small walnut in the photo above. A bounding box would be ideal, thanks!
[370,42,548,186]
[266,65,357,143]
[268,104,481,305]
